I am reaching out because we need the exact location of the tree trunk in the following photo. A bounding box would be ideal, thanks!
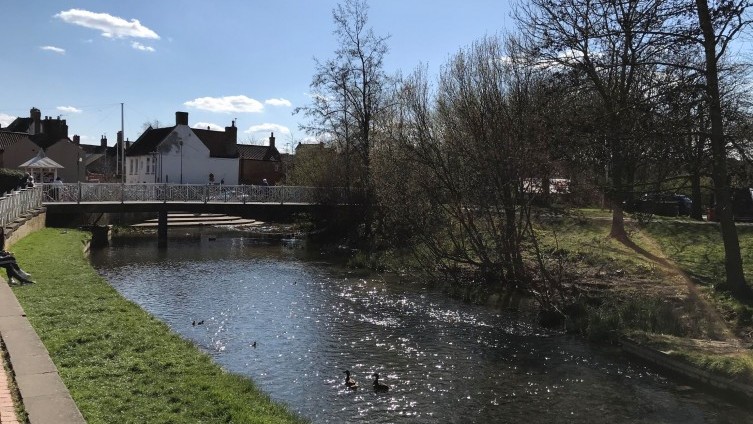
[696,0,752,300]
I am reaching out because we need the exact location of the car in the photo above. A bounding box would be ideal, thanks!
[630,193,692,217]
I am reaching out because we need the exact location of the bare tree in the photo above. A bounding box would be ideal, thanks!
[515,0,675,238]
[692,0,753,299]
[296,0,391,242]
[378,37,567,309]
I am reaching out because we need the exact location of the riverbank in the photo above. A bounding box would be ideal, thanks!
[535,212,753,389]
[7,228,305,424]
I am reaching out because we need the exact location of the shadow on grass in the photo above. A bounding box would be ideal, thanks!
[612,233,674,269]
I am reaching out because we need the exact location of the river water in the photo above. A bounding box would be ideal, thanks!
[89,231,750,423]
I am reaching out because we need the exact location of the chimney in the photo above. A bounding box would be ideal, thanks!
[101,135,107,148]
[30,107,41,134]
[269,132,275,148]
[73,135,80,144]
[225,120,237,143]
[176,111,189,126]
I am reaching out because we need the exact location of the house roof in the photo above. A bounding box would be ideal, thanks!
[237,144,281,161]
[0,131,32,151]
[126,127,175,156]
[3,117,31,133]
[3,116,68,148]
[31,135,70,150]
[79,144,109,155]
[19,150,64,169]
[126,126,239,158]
[192,128,238,158]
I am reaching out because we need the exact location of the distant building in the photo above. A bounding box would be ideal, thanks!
[238,133,282,185]
[125,111,239,184]
[0,108,86,182]
[78,135,127,182]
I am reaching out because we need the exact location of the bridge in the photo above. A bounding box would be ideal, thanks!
[0,184,352,247]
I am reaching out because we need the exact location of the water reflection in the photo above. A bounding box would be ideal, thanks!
[90,232,749,423]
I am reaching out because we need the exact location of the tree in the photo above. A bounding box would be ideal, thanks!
[515,0,675,238]
[377,37,568,308]
[296,0,390,242]
[693,0,753,299]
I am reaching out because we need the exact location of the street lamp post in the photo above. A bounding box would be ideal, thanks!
[78,155,82,182]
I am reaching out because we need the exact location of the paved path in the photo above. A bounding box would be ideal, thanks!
[0,281,85,424]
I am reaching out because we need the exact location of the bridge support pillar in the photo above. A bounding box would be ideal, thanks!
[90,225,111,248]
[157,210,168,248]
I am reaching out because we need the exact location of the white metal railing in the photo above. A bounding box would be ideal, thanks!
[39,183,346,205]
[0,186,43,227]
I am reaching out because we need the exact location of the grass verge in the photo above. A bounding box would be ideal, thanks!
[9,228,306,424]
[537,214,753,385]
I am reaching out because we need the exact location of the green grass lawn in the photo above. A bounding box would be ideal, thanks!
[9,229,306,424]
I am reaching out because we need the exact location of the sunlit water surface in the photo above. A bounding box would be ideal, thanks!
[89,232,750,423]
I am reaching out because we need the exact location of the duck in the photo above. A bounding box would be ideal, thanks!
[252,341,257,348]
[372,373,389,392]
[197,320,204,325]
[343,370,358,389]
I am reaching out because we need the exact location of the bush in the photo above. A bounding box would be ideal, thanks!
[0,168,27,194]
[566,295,686,342]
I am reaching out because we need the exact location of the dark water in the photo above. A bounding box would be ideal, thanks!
[90,231,751,423]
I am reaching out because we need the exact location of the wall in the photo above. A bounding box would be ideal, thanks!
[240,159,283,185]
[4,209,45,249]
[46,141,85,183]
[4,138,41,170]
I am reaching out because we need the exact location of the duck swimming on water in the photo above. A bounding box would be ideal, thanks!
[372,373,389,392]
[343,370,358,389]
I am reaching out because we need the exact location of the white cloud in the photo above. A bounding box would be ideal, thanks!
[264,98,292,107]
[184,95,264,113]
[55,9,160,40]
[57,106,82,114]
[41,45,65,54]
[131,41,155,52]
[193,122,224,131]
[0,113,16,127]
[244,123,291,136]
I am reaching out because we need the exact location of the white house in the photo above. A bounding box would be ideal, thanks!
[125,112,239,184]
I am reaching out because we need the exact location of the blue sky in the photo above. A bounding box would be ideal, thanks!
[0,1,513,153]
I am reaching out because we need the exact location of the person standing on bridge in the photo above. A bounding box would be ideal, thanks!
[54,177,63,201]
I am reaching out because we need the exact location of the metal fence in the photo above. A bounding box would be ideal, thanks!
[39,183,340,205]
[0,186,43,227]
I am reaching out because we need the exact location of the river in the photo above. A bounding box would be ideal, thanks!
[89,230,751,423]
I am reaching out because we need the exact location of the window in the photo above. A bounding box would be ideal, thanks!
[129,158,134,174]
[146,157,151,174]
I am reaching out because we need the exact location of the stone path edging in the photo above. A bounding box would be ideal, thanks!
[0,281,85,424]
[621,338,753,400]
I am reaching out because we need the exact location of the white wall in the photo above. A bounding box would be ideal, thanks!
[126,125,239,184]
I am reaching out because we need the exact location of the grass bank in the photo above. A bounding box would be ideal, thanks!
[537,213,753,384]
[9,228,305,424]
